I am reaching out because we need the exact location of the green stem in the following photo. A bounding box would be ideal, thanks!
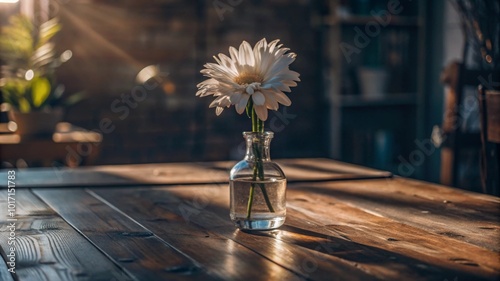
[245,162,259,219]
[254,143,275,213]
[246,182,255,219]
[251,102,261,133]
[246,104,275,219]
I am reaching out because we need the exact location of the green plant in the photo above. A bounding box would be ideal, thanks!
[0,15,83,113]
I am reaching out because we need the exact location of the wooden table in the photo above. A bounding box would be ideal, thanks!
[0,158,499,281]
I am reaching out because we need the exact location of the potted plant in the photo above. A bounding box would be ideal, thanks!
[0,15,82,136]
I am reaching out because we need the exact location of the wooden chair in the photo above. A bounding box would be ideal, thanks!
[478,86,500,195]
[439,61,500,191]
[439,62,482,189]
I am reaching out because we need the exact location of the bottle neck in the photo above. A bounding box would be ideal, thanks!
[244,132,273,162]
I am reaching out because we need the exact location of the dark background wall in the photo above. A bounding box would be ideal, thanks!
[55,0,328,164]
[3,0,467,189]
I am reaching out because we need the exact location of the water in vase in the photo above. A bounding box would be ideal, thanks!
[230,177,286,230]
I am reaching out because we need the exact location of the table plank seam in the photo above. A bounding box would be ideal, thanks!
[84,188,208,269]
[28,188,142,281]
[33,188,223,280]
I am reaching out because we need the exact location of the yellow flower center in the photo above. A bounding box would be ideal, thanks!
[234,73,263,85]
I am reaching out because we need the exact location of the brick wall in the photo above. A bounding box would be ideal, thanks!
[58,0,328,165]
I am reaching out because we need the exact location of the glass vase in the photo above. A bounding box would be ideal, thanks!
[229,131,287,230]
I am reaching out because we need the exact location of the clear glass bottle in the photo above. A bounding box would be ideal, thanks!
[230,132,287,230]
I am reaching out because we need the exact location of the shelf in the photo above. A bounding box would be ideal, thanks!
[323,0,426,174]
[332,93,417,107]
[324,15,421,27]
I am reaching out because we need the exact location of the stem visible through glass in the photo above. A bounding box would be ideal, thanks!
[246,101,275,219]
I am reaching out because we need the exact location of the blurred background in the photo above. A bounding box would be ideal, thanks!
[0,0,498,193]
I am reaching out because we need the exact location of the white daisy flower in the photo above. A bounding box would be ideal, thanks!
[196,38,300,121]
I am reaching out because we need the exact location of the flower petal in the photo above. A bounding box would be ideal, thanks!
[235,94,250,114]
[263,56,296,81]
[246,85,255,95]
[252,91,265,106]
[216,106,224,116]
[268,39,280,53]
[254,104,268,121]
[229,46,239,61]
[262,90,279,110]
[253,38,266,70]
[217,53,238,74]
[238,41,255,66]
[229,93,243,104]
[196,38,299,118]
[274,91,292,106]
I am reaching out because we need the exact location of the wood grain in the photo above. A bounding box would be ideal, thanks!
[89,180,500,281]
[33,188,219,281]
[93,186,384,281]
[172,184,500,281]
[0,189,132,281]
[2,159,498,280]
[88,187,312,281]
[1,158,392,188]
[287,180,500,279]
[292,178,500,252]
